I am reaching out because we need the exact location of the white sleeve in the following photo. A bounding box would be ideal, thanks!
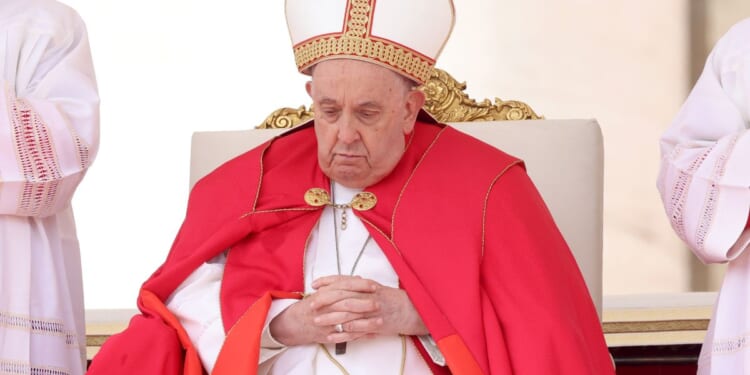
[258,299,297,362]
[166,255,226,374]
[418,335,446,366]
[166,251,301,373]
[0,0,99,217]
[657,19,750,263]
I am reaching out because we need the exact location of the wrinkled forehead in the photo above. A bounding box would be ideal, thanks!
[310,59,414,94]
[311,59,401,80]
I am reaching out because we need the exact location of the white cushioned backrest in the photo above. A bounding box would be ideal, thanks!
[190,119,604,316]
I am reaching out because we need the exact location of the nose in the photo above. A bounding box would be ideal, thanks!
[336,114,360,144]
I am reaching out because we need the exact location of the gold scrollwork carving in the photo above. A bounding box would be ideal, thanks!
[257,106,314,129]
[420,68,541,122]
[256,68,540,129]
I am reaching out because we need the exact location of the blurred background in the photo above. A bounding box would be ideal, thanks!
[59,0,750,309]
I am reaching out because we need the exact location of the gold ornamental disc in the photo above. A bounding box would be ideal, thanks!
[351,192,377,211]
[304,188,331,207]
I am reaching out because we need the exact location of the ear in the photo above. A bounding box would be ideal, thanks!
[305,81,313,98]
[402,89,426,134]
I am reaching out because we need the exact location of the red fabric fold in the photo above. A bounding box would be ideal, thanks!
[89,122,614,374]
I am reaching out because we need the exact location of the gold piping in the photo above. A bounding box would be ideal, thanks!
[239,207,319,220]
[220,247,232,336]
[481,160,523,259]
[302,217,320,291]
[359,216,402,257]
[251,139,275,213]
[391,126,449,242]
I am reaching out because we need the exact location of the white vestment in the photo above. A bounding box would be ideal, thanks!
[0,1,99,374]
[168,183,442,374]
[657,18,750,374]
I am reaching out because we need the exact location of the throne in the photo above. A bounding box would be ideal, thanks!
[85,68,605,364]
[188,68,604,316]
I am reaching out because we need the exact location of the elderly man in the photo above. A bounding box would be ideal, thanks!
[89,1,613,374]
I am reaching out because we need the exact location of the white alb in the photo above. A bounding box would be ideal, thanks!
[657,17,750,375]
[0,1,99,374]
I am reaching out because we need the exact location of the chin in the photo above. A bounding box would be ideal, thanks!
[331,174,365,188]
[330,165,363,178]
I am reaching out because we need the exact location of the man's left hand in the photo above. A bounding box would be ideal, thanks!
[311,275,428,341]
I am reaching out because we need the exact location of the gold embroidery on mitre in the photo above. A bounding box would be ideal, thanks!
[304,188,330,207]
[293,0,435,83]
[345,0,370,38]
[351,192,377,211]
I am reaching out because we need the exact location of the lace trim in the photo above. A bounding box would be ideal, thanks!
[666,145,711,242]
[72,134,90,171]
[713,334,750,355]
[6,87,62,216]
[0,311,77,346]
[0,360,70,375]
[695,135,739,251]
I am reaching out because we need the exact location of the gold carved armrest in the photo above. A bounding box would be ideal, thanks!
[256,67,540,129]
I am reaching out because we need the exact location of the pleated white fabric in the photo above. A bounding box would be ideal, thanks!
[0,1,99,374]
[657,18,750,375]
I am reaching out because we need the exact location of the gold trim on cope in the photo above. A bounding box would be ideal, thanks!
[304,188,330,207]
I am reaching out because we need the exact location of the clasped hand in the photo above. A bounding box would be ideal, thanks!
[269,275,427,346]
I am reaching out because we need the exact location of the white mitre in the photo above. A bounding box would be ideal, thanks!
[285,0,455,84]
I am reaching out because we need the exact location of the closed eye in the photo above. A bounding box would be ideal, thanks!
[358,110,380,123]
[320,107,340,120]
